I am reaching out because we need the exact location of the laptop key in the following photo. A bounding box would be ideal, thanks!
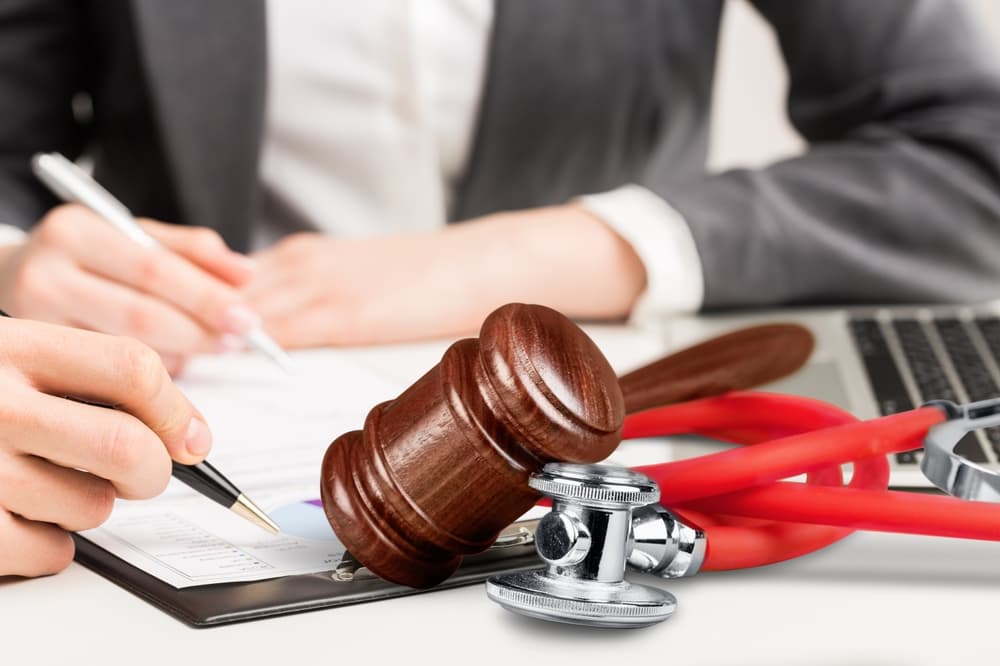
[849,319,917,465]
[935,319,1000,399]
[932,319,997,463]
[893,320,959,403]
[849,319,914,416]
[974,317,1000,363]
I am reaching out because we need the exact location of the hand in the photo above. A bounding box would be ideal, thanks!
[244,204,646,347]
[0,318,211,577]
[0,205,259,370]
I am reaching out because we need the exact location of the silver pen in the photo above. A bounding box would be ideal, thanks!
[31,152,292,372]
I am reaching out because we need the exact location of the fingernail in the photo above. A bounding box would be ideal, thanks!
[224,304,260,334]
[217,334,245,353]
[185,417,212,457]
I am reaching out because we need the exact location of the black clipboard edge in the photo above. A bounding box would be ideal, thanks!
[73,533,542,628]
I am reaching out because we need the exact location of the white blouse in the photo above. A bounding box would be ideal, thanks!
[257,0,703,318]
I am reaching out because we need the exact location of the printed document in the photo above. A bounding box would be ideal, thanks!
[80,349,401,588]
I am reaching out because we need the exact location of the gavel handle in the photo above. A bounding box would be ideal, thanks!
[617,323,815,414]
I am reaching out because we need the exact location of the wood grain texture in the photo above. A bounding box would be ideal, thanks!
[320,304,624,588]
[320,308,815,589]
[619,323,814,414]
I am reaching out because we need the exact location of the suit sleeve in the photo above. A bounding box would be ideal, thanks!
[656,0,1000,308]
[0,0,89,230]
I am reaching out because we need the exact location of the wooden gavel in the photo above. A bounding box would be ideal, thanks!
[320,303,813,588]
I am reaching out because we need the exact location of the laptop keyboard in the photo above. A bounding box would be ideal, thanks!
[849,314,1000,466]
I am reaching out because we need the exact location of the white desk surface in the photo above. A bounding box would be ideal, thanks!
[4,323,1000,666]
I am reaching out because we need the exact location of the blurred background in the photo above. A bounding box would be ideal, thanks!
[710,0,1000,171]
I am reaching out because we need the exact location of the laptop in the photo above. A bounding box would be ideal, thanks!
[654,303,1000,488]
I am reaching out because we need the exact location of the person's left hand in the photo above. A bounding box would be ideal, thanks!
[243,205,647,348]
[243,231,464,347]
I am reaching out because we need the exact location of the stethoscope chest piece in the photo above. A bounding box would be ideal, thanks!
[487,463,676,628]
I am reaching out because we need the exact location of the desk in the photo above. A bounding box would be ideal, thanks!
[4,323,1000,666]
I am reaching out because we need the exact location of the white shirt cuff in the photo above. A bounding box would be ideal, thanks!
[0,224,27,247]
[576,184,704,323]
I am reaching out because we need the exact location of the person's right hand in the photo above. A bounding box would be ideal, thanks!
[0,317,212,577]
[0,205,259,372]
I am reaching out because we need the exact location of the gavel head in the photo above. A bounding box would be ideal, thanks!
[320,303,624,588]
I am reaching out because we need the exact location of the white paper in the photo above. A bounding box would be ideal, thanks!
[80,349,402,588]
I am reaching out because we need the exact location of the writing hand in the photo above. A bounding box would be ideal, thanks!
[0,318,211,577]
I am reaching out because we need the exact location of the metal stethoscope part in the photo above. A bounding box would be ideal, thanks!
[486,463,705,629]
[488,397,1000,628]
[922,398,1000,501]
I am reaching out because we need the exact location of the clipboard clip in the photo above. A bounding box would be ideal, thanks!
[490,520,537,549]
[330,520,537,583]
[331,551,374,582]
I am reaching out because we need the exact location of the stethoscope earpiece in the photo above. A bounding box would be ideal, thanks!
[487,463,680,628]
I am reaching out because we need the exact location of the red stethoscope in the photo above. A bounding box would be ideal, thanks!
[624,391,1000,572]
[486,390,1000,627]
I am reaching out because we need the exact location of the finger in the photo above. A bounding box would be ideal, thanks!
[0,452,115,531]
[258,306,365,348]
[140,220,256,287]
[7,320,212,467]
[241,272,297,304]
[2,389,173,498]
[0,509,74,577]
[240,267,287,300]
[160,354,189,378]
[243,279,320,321]
[57,264,219,355]
[240,262,288,299]
[242,239,307,296]
[61,217,254,336]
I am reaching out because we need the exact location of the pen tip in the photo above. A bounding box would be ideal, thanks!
[232,493,281,535]
[274,349,295,375]
[244,327,295,374]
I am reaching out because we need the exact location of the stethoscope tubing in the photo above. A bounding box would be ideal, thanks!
[622,392,1000,571]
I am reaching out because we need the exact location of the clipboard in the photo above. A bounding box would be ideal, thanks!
[71,520,542,627]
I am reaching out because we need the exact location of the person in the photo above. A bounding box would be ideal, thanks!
[0,317,212,577]
[0,0,999,369]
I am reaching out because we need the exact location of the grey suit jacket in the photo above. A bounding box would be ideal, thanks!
[1,0,999,309]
